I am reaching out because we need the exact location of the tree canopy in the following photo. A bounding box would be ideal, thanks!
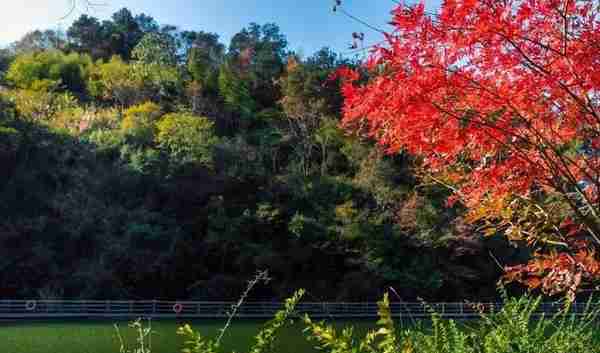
[338,0,600,299]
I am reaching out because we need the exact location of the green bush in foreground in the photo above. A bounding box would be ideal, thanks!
[173,290,599,353]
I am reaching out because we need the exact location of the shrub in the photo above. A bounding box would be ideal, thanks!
[120,102,162,145]
[304,292,600,353]
[88,56,143,107]
[88,55,181,107]
[84,128,124,158]
[178,288,305,353]
[155,113,218,170]
[51,107,86,133]
[5,89,78,122]
[52,107,120,135]
[6,50,91,94]
[120,145,163,175]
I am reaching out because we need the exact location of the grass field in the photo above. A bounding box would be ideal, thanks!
[0,319,376,353]
[1,318,599,353]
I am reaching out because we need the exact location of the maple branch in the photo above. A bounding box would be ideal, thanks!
[426,68,600,237]
[505,37,600,123]
[438,66,597,190]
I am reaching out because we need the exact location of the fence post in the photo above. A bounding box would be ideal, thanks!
[153,300,157,315]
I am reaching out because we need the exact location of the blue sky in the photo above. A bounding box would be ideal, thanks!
[1,0,441,56]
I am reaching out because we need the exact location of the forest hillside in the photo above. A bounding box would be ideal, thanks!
[0,8,529,301]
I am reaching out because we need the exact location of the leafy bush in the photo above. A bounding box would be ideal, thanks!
[84,128,124,158]
[132,33,178,67]
[51,107,86,133]
[303,292,600,353]
[167,290,592,353]
[471,293,599,353]
[120,145,163,175]
[178,289,305,353]
[4,88,78,121]
[84,107,122,131]
[155,113,218,170]
[6,50,91,94]
[88,56,143,107]
[121,102,162,145]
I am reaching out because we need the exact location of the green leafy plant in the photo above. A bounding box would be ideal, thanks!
[178,270,305,353]
[114,318,154,353]
[303,293,408,353]
[155,112,219,170]
[120,101,162,145]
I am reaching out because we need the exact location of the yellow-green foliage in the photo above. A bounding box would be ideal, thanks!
[88,56,142,107]
[6,50,91,93]
[87,108,121,130]
[334,200,364,241]
[133,61,181,92]
[51,107,120,134]
[156,113,218,168]
[88,55,180,107]
[178,289,305,353]
[3,89,78,121]
[120,102,161,144]
[52,107,86,133]
[303,293,407,353]
[249,289,306,353]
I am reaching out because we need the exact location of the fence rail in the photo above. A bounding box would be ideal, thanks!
[0,300,596,319]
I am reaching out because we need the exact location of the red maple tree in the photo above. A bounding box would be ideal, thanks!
[338,0,600,299]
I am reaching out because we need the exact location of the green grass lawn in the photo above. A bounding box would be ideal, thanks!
[0,319,376,353]
[2,318,599,353]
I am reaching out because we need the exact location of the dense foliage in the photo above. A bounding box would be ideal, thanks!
[0,7,528,301]
[176,288,600,353]
[338,0,600,299]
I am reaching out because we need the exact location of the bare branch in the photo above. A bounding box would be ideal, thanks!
[61,0,107,20]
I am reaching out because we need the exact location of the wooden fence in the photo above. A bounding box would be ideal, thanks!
[0,300,595,319]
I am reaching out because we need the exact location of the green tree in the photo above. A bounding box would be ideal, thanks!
[218,60,256,119]
[134,13,160,34]
[67,8,147,61]
[278,56,328,176]
[88,56,141,107]
[67,15,106,59]
[109,8,144,60]
[181,31,225,116]
[9,30,66,54]
[228,23,288,108]
[130,32,182,103]
[132,32,177,67]
[185,32,224,92]
[6,51,92,95]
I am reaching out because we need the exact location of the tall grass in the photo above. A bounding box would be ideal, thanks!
[302,291,600,353]
[174,281,600,353]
